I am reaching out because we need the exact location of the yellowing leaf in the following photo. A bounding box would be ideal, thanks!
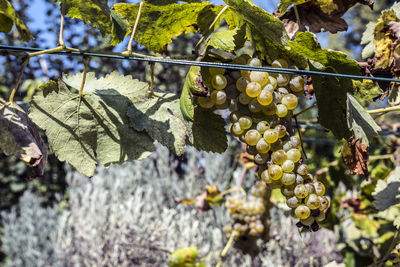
[114,2,216,52]
[0,0,32,41]
[29,72,154,177]
[57,0,128,45]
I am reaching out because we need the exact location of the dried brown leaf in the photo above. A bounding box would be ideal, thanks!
[341,137,369,177]
[0,101,47,177]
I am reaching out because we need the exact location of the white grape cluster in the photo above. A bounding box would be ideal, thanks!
[196,55,330,236]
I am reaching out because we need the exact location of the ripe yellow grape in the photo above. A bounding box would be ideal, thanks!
[287,148,301,163]
[276,73,290,86]
[238,116,252,130]
[236,77,250,92]
[281,172,296,185]
[301,216,315,226]
[268,165,283,180]
[305,194,321,210]
[229,111,240,123]
[245,129,262,146]
[286,196,300,208]
[247,58,262,66]
[264,128,279,143]
[295,205,311,220]
[210,90,227,105]
[271,149,287,165]
[211,74,228,90]
[246,82,262,98]
[256,138,270,154]
[197,97,214,109]
[256,121,269,134]
[294,184,309,198]
[231,122,244,135]
[314,182,326,196]
[257,89,273,106]
[276,104,288,118]
[281,160,295,172]
[319,196,330,211]
[260,169,272,183]
[250,71,269,87]
[281,93,298,110]
[274,125,287,138]
[289,76,305,93]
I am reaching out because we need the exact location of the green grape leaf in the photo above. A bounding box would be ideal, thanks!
[394,215,400,229]
[346,93,380,146]
[29,72,154,177]
[206,26,246,52]
[289,32,361,140]
[0,0,32,41]
[147,0,204,5]
[277,0,311,15]
[389,85,400,105]
[353,80,383,103]
[127,92,187,156]
[113,2,217,52]
[57,0,128,45]
[0,100,47,177]
[185,107,227,153]
[373,167,400,211]
[169,246,206,267]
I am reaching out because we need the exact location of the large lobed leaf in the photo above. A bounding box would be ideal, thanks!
[289,32,361,140]
[373,167,400,211]
[113,2,221,52]
[0,100,47,177]
[56,0,128,45]
[29,71,154,177]
[0,0,32,41]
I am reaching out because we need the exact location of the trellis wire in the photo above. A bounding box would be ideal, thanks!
[1,45,400,83]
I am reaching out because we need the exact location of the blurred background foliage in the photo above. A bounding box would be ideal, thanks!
[1,0,400,266]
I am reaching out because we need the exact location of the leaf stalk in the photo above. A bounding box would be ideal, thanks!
[127,0,144,55]
[8,58,29,103]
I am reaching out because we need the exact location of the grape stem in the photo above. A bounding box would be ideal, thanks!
[79,57,90,97]
[59,0,66,48]
[8,57,29,103]
[368,105,400,115]
[216,231,238,267]
[127,0,144,55]
[294,103,317,117]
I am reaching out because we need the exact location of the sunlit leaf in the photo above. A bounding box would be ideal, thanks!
[0,0,32,41]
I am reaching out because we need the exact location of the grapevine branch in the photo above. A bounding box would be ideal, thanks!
[368,105,400,115]
[8,57,29,103]
[126,0,144,55]
[79,57,90,97]
[59,0,66,47]
[216,231,238,267]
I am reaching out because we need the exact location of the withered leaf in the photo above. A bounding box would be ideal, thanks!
[275,0,374,38]
[341,137,369,177]
[0,100,47,177]
[173,184,223,211]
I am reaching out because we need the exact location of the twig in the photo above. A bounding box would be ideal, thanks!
[8,57,29,103]
[127,0,144,55]
[79,57,90,97]
[59,0,66,47]
[194,5,229,51]
[28,46,65,57]
[368,105,400,115]
[294,103,317,117]
[216,231,238,267]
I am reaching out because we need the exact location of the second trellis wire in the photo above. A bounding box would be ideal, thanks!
[1,44,400,84]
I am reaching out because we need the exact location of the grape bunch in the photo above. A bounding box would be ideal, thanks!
[196,55,330,237]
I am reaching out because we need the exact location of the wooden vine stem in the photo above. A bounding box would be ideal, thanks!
[79,57,90,97]
[59,0,66,47]
[127,0,144,55]
[8,57,29,103]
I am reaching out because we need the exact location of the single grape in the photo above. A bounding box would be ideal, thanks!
[281,184,295,198]
[277,87,289,95]
[245,129,261,146]
[264,128,279,143]
[248,229,258,236]
[271,149,287,165]
[301,216,315,226]
[276,73,290,86]
[238,92,253,105]
[283,141,295,152]
[305,194,321,210]
[305,183,316,194]
[268,76,278,89]
[294,184,309,198]
[236,77,250,92]
[231,122,244,135]
[282,160,295,172]
[250,71,269,87]
[276,104,288,118]
[209,67,225,76]
[271,60,283,68]
[295,205,311,220]
[229,111,240,123]
[216,99,230,110]
[256,138,270,154]
[238,116,252,130]
[257,89,273,106]
[296,174,304,185]
[260,169,272,184]
[262,103,277,116]
[246,82,262,98]
[197,97,214,109]
[268,165,283,180]
[212,74,228,90]
[255,223,264,233]
[290,136,301,148]
[254,153,268,165]
[248,99,262,113]
[297,164,310,176]
[289,76,305,93]
[281,172,296,185]
[286,196,300,208]
[263,83,275,93]
[319,196,330,211]
[274,125,287,138]
[287,148,301,162]
[210,90,227,105]
[247,58,262,67]
[314,182,326,196]
[256,121,269,134]
[281,93,298,110]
